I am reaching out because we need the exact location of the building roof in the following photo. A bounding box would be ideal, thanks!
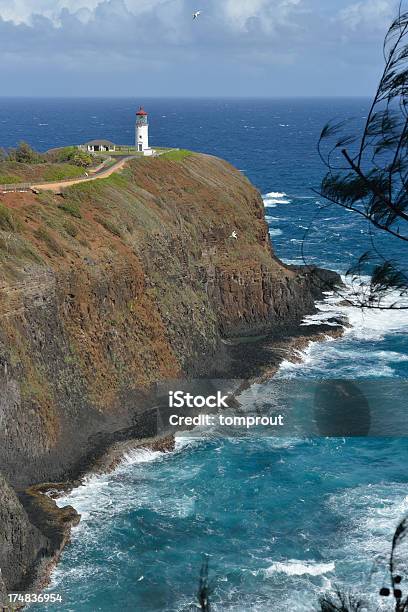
[84,139,116,146]
[136,107,148,116]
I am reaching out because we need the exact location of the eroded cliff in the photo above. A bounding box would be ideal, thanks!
[0,153,339,598]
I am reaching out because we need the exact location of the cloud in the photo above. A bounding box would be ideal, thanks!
[337,0,396,31]
[0,0,398,96]
[0,0,171,25]
[0,0,305,32]
[222,0,303,32]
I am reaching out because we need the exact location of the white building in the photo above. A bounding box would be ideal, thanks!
[135,107,154,156]
[82,140,116,153]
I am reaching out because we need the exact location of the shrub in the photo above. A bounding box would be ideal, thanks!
[72,151,93,167]
[34,227,65,256]
[54,147,93,168]
[64,221,79,238]
[58,202,82,219]
[10,142,43,164]
[95,215,122,237]
[0,203,21,232]
[0,174,21,185]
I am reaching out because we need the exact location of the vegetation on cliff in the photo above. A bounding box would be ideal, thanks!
[0,143,95,185]
[0,152,340,601]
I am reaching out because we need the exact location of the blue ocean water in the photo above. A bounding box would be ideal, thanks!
[4,98,407,610]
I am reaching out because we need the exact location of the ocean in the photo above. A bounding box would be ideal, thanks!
[2,98,408,611]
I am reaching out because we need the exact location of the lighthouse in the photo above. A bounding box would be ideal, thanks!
[135,107,153,156]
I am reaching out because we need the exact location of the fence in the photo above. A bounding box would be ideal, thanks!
[0,182,32,193]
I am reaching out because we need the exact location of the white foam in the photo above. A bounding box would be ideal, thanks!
[264,560,335,577]
[55,446,167,516]
[277,278,408,378]
[268,228,283,237]
[263,191,292,206]
[265,192,287,198]
[121,447,163,465]
[327,482,408,596]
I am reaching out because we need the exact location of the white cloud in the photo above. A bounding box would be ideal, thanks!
[0,0,168,25]
[0,0,95,24]
[221,0,303,33]
[0,0,304,33]
[0,0,393,96]
[337,0,396,31]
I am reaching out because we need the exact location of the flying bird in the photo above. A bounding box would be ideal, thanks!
[193,10,201,20]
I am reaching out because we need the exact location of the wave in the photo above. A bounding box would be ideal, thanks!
[268,228,283,237]
[264,560,335,577]
[326,482,408,594]
[263,191,292,206]
[121,447,163,465]
[278,341,402,378]
[277,278,408,378]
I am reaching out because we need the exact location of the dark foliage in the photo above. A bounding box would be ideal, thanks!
[319,515,408,611]
[316,3,408,308]
[3,143,93,167]
[197,555,211,612]
[7,141,43,164]
[318,589,366,611]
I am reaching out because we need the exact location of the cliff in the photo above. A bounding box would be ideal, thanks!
[0,152,340,598]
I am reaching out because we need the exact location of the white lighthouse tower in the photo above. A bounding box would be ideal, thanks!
[135,107,153,156]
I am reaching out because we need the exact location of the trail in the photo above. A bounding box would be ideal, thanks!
[32,155,137,192]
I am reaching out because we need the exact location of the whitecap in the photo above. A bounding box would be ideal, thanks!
[264,191,288,199]
[277,277,408,378]
[121,447,163,465]
[264,560,335,577]
[263,191,292,206]
[265,216,284,222]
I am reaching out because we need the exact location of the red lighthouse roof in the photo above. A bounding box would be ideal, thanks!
[136,106,148,116]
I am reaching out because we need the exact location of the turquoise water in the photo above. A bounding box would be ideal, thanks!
[7,98,406,610]
[44,436,408,612]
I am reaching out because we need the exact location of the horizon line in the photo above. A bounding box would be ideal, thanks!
[0,95,373,100]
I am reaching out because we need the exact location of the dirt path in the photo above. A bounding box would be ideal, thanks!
[32,156,137,192]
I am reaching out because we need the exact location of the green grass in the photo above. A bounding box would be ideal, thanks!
[94,215,123,238]
[58,202,82,219]
[104,172,129,187]
[0,174,22,185]
[0,203,21,231]
[34,227,65,256]
[63,221,79,238]
[158,149,193,161]
[42,164,85,182]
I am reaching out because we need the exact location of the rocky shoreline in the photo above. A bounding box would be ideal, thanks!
[0,152,343,606]
[13,316,345,602]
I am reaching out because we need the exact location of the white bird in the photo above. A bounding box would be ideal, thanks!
[230,231,238,240]
[193,10,201,19]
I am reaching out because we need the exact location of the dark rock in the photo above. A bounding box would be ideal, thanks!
[0,152,343,593]
[0,474,49,605]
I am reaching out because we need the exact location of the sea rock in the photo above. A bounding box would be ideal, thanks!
[0,474,49,605]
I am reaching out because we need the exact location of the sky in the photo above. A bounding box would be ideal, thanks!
[0,0,402,97]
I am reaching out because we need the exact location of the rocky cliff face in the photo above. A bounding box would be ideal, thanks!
[0,474,49,600]
[0,153,339,598]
